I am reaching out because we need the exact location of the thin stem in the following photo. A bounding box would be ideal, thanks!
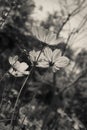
[0,119,11,122]
[17,47,45,127]
[57,0,86,37]
[58,68,87,96]
[21,116,26,128]
[53,72,56,86]
[0,86,6,110]
[0,0,18,30]
[10,46,45,129]
[0,71,8,83]
[42,72,57,130]
[10,74,29,127]
[21,89,38,127]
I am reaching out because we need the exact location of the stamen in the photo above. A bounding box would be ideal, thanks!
[49,61,54,67]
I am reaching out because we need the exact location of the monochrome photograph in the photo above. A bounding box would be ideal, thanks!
[0,0,87,130]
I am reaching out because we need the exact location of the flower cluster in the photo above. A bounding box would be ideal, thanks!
[29,47,69,72]
[8,26,69,77]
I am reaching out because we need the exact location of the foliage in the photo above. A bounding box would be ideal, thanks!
[0,0,87,130]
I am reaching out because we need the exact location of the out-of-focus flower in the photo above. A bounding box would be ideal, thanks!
[32,26,64,45]
[33,119,43,130]
[9,55,29,77]
[29,50,44,65]
[19,116,29,126]
[11,89,18,96]
[57,108,67,118]
[72,116,84,130]
[57,108,73,122]
[37,47,69,72]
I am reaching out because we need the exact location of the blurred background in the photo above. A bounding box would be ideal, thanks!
[0,0,87,130]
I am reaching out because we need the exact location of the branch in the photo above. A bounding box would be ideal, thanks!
[62,14,87,55]
[58,67,87,95]
[57,0,87,36]
[0,0,18,30]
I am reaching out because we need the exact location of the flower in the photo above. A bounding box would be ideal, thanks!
[19,116,29,126]
[32,26,64,45]
[9,55,29,77]
[57,108,67,118]
[29,50,44,65]
[73,116,84,130]
[37,47,69,72]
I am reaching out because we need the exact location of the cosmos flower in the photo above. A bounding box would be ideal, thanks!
[9,55,29,77]
[29,50,44,65]
[37,47,69,72]
[32,26,64,46]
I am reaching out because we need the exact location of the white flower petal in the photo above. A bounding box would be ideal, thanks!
[52,65,60,72]
[12,72,24,77]
[22,71,30,75]
[38,27,47,42]
[9,68,14,74]
[32,26,47,42]
[52,37,64,45]
[15,62,29,72]
[32,26,64,46]
[46,32,56,44]
[9,68,23,77]
[32,26,40,40]
[13,61,21,70]
[52,49,62,62]
[9,68,29,77]
[19,62,29,71]
[43,47,52,61]
[37,61,49,68]
[49,36,57,45]
[55,56,69,68]
[29,50,44,63]
[29,50,36,62]
[9,55,18,65]
[36,51,43,61]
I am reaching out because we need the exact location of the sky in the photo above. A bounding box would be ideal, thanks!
[31,0,87,53]
[32,0,60,20]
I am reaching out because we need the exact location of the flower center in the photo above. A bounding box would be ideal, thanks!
[49,61,54,67]
[33,61,38,66]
